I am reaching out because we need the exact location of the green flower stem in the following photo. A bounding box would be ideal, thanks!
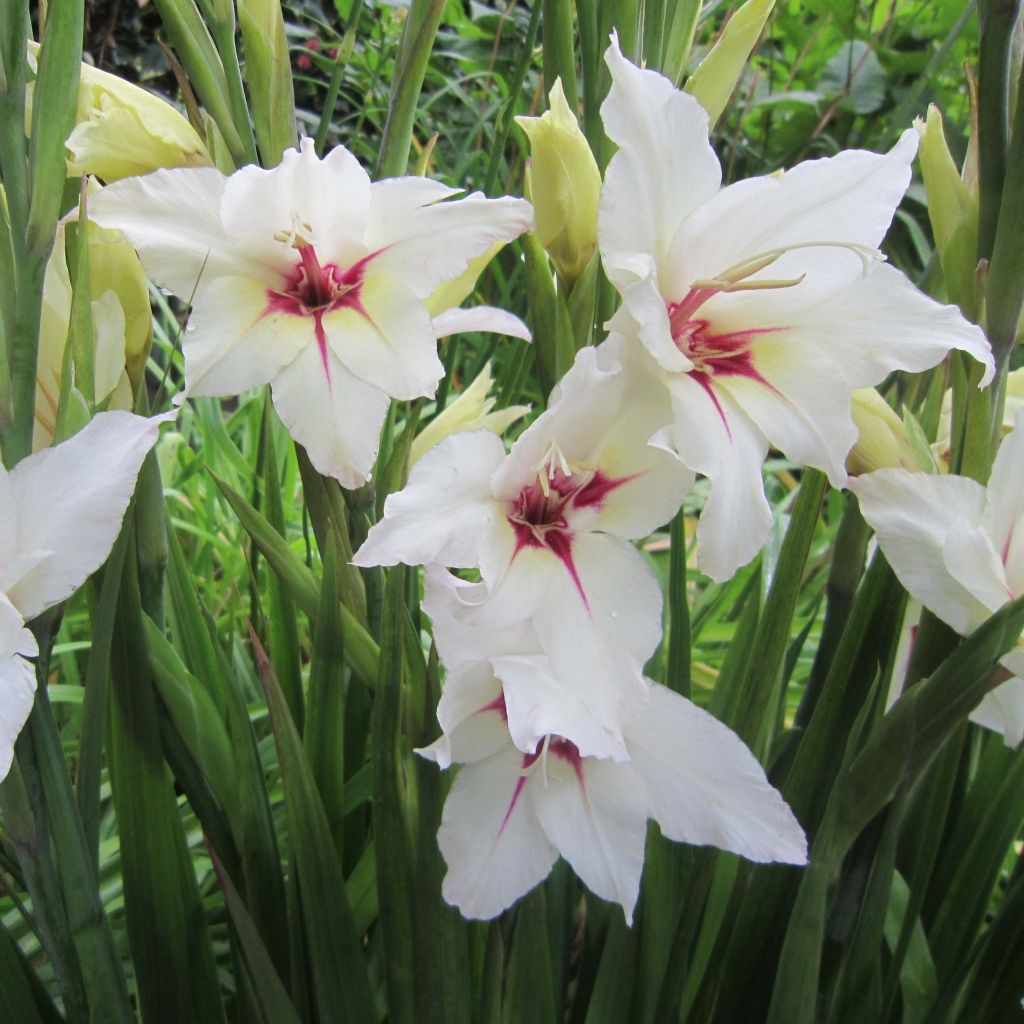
[543,0,579,111]
[207,14,258,166]
[377,0,446,179]
[986,55,1024,372]
[975,0,1020,263]
[665,506,691,698]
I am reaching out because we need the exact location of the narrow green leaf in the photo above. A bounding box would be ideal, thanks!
[210,848,302,1024]
[259,400,303,728]
[214,472,380,686]
[144,615,238,814]
[78,523,131,864]
[108,531,226,1024]
[730,470,826,753]
[26,677,133,1022]
[0,749,89,1020]
[582,915,637,1024]
[882,872,937,1024]
[928,741,1024,981]
[249,628,376,1024]
[373,567,416,1024]
[0,919,47,1024]
[503,889,556,1024]
[413,643,471,1024]
[305,532,347,857]
[834,594,1024,848]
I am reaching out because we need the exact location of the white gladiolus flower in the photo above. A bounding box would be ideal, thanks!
[354,340,693,755]
[416,582,807,922]
[84,138,533,487]
[599,37,994,582]
[851,413,1024,747]
[0,412,167,780]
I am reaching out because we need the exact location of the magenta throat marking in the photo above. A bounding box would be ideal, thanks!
[506,467,634,610]
[264,245,381,387]
[667,285,786,437]
[499,736,585,836]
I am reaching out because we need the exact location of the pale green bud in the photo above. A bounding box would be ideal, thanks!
[686,0,776,128]
[847,388,925,476]
[28,41,211,182]
[515,79,601,286]
[35,219,152,451]
[915,105,979,317]
[410,364,530,466]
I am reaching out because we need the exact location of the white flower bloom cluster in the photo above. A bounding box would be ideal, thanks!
[354,39,997,920]
[58,35,997,922]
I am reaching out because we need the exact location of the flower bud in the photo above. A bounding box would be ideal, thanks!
[35,220,152,450]
[515,79,601,286]
[28,41,211,182]
[410,364,530,466]
[846,388,923,476]
[915,105,979,317]
[686,0,776,128]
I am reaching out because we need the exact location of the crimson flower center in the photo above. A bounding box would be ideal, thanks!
[507,469,579,550]
[269,243,367,317]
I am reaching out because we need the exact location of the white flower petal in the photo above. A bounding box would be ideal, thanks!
[270,343,391,488]
[437,746,559,920]
[490,654,631,761]
[0,593,39,783]
[323,271,442,399]
[664,131,918,300]
[421,566,539,671]
[530,755,649,923]
[970,674,1024,749]
[182,274,310,396]
[773,263,993,390]
[352,431,507,568]
[519,534,657,741]
[942,518,1013,613]
[719,338,857,487]
[84,167,241,298]
[850,470,992,635]
[5,411,165,621]
[600,36,721,270]
[432,305,532,341]
[424,661,510,768]
[984,412,1024,593]
[627,684,807,864]
[367,180,533,299]
[664,372,772,582]
[220,139,372,270]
